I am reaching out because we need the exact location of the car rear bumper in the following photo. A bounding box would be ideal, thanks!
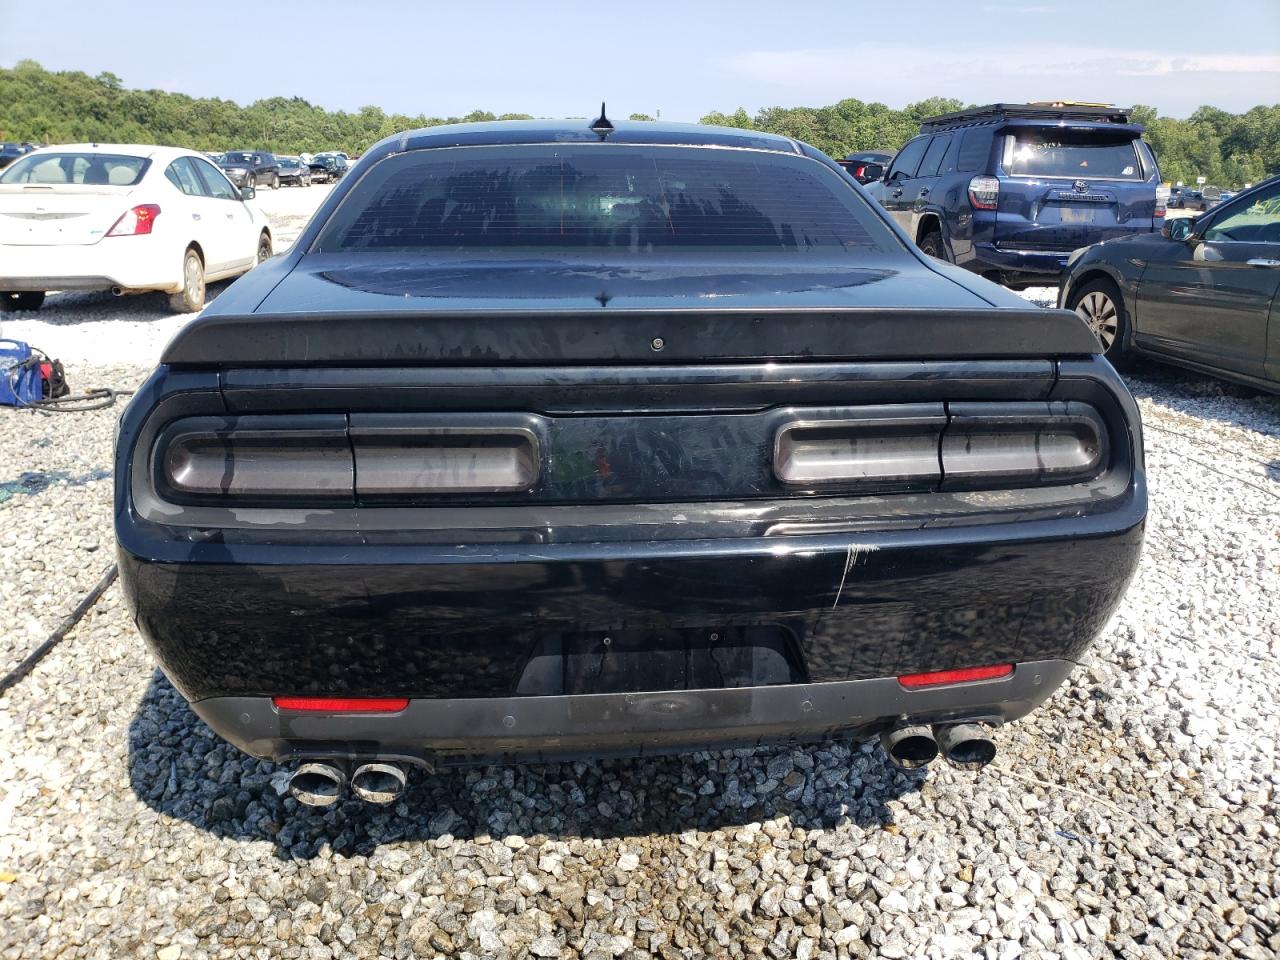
[120,496,1144,696]
[970,243,1070,278]
[0,238,180,293]
[192,658,1077,768]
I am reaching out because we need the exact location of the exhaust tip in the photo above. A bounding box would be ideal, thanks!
[350,762,407,805]
[934,723,997,771]
[110,286,123,297]
[880,724,939,770]
[289,761,346,807]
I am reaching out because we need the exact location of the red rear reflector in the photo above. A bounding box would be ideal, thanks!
[898,664,1013,688]
[273,696,409,713]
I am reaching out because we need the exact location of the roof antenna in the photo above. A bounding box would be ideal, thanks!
[590,102,614,139]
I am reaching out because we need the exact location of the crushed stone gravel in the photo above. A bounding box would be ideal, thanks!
[0,212,1277,959]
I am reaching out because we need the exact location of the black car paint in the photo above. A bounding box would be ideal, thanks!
[307,154,348,182]
[116,120,1147,767]
[1060,174,1280,391]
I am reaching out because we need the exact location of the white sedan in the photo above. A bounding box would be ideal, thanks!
[0,143,273,313]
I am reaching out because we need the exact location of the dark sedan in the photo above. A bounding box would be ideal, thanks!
[836,150,894,184]
[307,152,348,183]
[1061,174,1280,391]
[0,142,36,170]
[276,155,312,187]
[116,118,1145,808]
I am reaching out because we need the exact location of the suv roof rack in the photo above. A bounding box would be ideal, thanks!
[920,103,1132,131]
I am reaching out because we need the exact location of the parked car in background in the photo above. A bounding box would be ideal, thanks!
[277,156,312,187]
[115,118,1146,807]
[0,142,36,170]
[204,151,225,165]
[0,143,273,313]
[1171,189,1210,212]
[1061,173,1280,391]
[308,152,349,182]
[837,150,894,185]
[220,150,280,190]
[876,103,1164,288]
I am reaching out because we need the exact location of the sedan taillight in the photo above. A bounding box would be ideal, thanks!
[106,204,161,237]
[968,176,999,211]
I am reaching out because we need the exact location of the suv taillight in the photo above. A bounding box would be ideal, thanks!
[106,204,161,237]
[968,176,999,211]
[1154,185,1169,219]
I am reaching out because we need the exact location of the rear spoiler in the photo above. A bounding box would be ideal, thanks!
[161,307,1101,367]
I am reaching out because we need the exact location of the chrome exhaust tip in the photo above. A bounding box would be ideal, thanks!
[934,723,997,771]
[880,724,939,770]
[289,761,346,807]
[110,286,124,297]
[349,762,407,805]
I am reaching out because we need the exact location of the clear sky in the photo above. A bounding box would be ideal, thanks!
[2,0,1277,120]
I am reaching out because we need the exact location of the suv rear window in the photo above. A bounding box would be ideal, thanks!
[1003,130,1143,180]
[314,145,894,254]
[0,152,149,186]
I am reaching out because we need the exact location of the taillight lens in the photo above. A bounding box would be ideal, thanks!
[898,664,1013,688]
[968,176,999,211]
[1154,185,1169,219]
[773,401,1107,491]
[106,203,161,237]
[273,696,409,713]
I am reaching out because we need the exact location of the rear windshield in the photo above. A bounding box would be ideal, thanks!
[1003,131,1143,180]
[313,144,894,255]
[0,152,150,186]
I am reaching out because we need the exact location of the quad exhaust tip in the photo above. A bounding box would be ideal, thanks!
[350,762,407,805]
[934,723,997,771]
[881,723,998,772]
[881,724,939,770]
[288,761,346,807]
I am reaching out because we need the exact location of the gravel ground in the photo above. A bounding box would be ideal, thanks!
[0,184,329,365]
[1,209,1277,959]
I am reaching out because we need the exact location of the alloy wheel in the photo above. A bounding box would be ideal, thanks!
[1074,290,1119,352]
[185,253,205,304]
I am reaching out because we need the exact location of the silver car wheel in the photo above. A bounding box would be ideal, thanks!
[184,253,205,303]
[1075,290,1119,351]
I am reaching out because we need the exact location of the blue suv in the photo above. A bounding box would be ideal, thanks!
[878,103,1165,288]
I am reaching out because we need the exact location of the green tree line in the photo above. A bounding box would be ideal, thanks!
[2,61,1277,187]
[702,100,1280,188]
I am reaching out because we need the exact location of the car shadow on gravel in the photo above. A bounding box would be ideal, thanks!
[128,671,923,859]
[19,284,236,323]
[1124,364,1280,430]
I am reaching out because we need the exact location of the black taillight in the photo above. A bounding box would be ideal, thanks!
[771,401,1107,491]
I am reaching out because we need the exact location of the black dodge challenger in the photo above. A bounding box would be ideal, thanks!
[115,118,1146,807]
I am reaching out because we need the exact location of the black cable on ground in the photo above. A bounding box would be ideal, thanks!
[28,388,134,414]
[0,563,118,696]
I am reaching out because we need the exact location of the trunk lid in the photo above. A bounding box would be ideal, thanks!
[0,184,135,246]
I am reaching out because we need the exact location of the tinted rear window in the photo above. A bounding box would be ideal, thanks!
[0,152,149,186]
[314,145,894,254]
[1004,131,1143,180]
